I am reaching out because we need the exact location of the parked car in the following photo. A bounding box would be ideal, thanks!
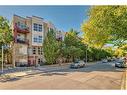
[70,60,86,69]
[102,59,108,63]
[107,57,112,62]
[115,60,127,68]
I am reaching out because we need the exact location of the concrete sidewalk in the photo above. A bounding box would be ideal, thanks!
[0,61,98,80]
[0,63,70,78]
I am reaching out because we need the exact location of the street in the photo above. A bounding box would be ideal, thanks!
[0,62,125,90]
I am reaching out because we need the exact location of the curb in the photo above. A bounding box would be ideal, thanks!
[0,67,69,80]
[121,69,127,90]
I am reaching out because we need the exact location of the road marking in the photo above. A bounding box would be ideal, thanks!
[121,69,127,90]
[115,68,125,71]
[125,69,127,90]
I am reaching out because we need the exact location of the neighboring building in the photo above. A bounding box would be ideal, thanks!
[12,15,29,67]
[43,21,57,37]
[56,30,66,41]
[12,15,64,66]
[26,16,44,66]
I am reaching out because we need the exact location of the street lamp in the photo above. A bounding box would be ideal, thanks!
[83,44,88,64]
[85,44,88,64]
[1,44,12,73]
[1,45,4,73]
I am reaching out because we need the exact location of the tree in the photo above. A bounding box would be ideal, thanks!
[0,16,12,65]
[43,29,60,65]
[63,29,84,61]
[82,6,127,48]
[64,29,80,47]
[0,16,12,45]
[114,44,127,57]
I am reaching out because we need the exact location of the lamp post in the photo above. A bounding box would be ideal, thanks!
[1,44,12,73]
[1,45,4,73]
[85,44,88,64]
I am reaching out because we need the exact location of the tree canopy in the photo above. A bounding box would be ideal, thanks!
[43,29,60,64]
[0,16,12,64]
[63,29,84,61]
[0,16,12,46]
[82,6,127,48]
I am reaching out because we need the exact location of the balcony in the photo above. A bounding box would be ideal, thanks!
[14,23,29,34]
[16,39,29,44]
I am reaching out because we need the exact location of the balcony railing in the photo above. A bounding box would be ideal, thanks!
[16,39,29,44]
[14,23,29,33]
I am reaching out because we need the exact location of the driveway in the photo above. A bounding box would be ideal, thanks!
[0,62,124,90]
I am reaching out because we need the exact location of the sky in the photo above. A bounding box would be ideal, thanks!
[0,6,90,32]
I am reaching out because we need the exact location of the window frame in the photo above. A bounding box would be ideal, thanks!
[32,47,36,54]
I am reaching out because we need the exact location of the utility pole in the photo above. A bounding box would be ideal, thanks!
[1,45,4,73]
[86,45,87,64]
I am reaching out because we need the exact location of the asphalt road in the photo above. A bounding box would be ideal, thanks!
[0,62,124,90]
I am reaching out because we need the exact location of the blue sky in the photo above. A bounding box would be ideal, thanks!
[0,6,90,32]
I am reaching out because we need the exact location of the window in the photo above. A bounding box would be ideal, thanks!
[32,47,36,54]
[17,22,20,26]
[38,59,41,64]
[33,37,38,42]
[33,23,37,31]
[38,47,42,55]
[40,48,43,55]
[38,36,42,43]
[33,23,42,32]
[38,47,40,55]
[17,22,27,29]
[39,25,42,32]
[33,36,43,43]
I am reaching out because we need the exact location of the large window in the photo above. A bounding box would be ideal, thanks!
[33,23,42,32]
[33,36,43,43]
[38,36,42,43]
[33,37,38,42]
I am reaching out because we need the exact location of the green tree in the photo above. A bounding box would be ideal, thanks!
[0,16,12,45]
[82,6,127,48]
[0,16,12,65]
[43,29,60,65]
[63,29,84,61]
[114,44,127,57]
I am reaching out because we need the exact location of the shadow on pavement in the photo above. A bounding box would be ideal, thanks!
[40,72,68,76]
[41,63,125,74]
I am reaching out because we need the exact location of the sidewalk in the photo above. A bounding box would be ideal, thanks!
[0,63,71,77]
[0,61,98,81]
[0,67,36,75]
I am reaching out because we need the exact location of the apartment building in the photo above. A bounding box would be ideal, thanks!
[12,15,29,67]
[12,15,63,66]
[56,30,65,41]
